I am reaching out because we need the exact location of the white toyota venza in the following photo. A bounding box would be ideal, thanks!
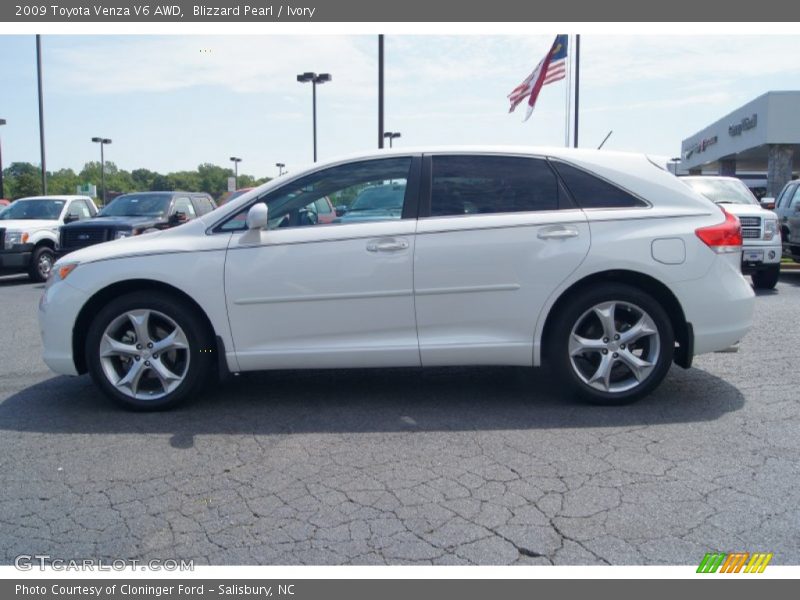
[39,148,755,410]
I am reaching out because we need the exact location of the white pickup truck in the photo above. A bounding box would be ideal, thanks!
[681,176,782,289]
[0,195,98,282]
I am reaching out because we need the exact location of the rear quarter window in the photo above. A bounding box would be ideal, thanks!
[552,161,647,209]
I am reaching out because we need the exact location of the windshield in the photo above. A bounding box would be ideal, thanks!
[0,199,65,220]
[99,194,172,217]
[682,178,758,206]
[350,185,406,211]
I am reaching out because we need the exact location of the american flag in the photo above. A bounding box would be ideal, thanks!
[508,35,568,122]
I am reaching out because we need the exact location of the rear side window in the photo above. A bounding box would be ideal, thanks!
[430,155,560,217]
[552,161,647,209]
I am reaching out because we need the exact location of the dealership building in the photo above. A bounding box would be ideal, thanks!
[680,91,799,197]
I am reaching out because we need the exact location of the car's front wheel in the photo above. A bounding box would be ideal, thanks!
[28,246,54,282]
[751,264,780,290]
[85,291,214,410]
[550,283,675,405]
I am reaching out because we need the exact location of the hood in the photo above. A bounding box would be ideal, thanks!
[61,215,164,229]
[0,219,59,231]
[717,203,773,218]
[54,218,209,266]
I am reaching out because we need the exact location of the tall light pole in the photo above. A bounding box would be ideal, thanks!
[296,72,331,162]
[0,118,6,199]
[36,35,47,194]
[378,35,384,149]
[91,137,112,204]
[383,131,401,148]
[275,162,285,176]
[230,157,242,188]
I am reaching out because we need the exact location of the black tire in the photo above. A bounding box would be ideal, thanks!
[85,291,215,411]
[751,265,780,290]
[28,245,54,282]
[549,283,675,406]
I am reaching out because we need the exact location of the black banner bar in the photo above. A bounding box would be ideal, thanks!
[3,579,797,600]
[1,0,798,22]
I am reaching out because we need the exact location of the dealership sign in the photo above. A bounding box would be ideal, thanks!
[684,135,718,160]
[729,114,758,136]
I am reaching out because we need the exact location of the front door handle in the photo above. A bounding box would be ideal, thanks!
[366,238,409,253]
[538,226,579,240]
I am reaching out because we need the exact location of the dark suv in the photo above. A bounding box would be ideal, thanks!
[59,191,216,255]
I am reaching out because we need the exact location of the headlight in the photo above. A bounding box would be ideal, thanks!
[4,231,28,248]
[763,218,778,241]
[114,230,132,239]
[54,263,79,281]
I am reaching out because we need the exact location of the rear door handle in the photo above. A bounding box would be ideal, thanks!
[366,238,409,253]
[538,226,579,240]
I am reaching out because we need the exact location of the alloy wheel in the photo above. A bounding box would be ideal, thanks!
[98,309,190,401]
[568,301,661,393]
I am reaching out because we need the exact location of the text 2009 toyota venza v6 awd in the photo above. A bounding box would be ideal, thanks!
[39,148,754,410]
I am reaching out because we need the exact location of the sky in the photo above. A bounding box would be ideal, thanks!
[0,34,799,180]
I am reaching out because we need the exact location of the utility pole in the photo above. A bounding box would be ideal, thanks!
[36,35,47,194]
[378,34,385,149]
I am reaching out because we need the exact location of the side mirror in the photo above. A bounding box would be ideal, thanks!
[246,203,269,230]
[63,213,79,224]
[335,205,349,217]
[169,211,187,224]
[759,197,775,210]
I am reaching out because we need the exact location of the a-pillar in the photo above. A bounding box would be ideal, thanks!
[767,144,794,198]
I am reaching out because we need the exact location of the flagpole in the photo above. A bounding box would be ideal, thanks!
[573,34,580,148]
[564,34,572,147]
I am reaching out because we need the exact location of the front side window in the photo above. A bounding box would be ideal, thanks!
[552,161,647,209]
[172,197,197,219]
[67,200,92,219]
[775,184,794,209]
[219,157,412,232]
[429,155,560,217]
[789,185,800,210]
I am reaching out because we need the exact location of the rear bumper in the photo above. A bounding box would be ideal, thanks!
[671,253,755,356]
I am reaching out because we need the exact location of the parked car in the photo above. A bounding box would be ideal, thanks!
[680,176,782,290]
[0,195,97,281]
[772,179,800,263]
[40,147,754,410]
[59,191,216,256]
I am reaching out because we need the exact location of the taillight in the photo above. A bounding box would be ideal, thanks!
[695,207,742,253]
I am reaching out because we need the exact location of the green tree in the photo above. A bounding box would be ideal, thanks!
[5,162,42,199]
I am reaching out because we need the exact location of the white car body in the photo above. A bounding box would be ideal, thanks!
[39,147,755,407]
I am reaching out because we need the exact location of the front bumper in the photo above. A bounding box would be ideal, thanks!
[740,241,782,273]
[39,278,88,376]
[0,244,34,270]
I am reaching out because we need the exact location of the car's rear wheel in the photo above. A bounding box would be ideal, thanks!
[28,246,54,282]
[550,283,675,405]
[85,291,214,410]
[751,265,780,290]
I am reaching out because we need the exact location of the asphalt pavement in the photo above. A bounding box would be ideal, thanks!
[0,272,798,565]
